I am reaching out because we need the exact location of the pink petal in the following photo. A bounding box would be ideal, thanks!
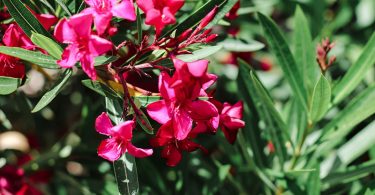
[161,144,182,166]
[80,53,96,80]
[54,18,76,43]
[161,7,176,24]
[88,35,113,56]
[166,0,185,13]
[189,100,219,120]
[97,138,123,161]
[3,24,20,47]
[112,0,136,21]
[221,126,238,144]
[173,109,193,140]
[224,118,245,130]
[92,12,113,35]
[136,0,155,13]
[57,44,81,68]
[95,112,113,136]
[146,100,171,124]
[144,9,161,25]
[36,14,58,30]
[201,73,217,90]
[187,60,208,78]
[223,101,243,119]
[68,13,93,38]
[126,143,153,158]
[158,72,175,100]
[111,121,134,139]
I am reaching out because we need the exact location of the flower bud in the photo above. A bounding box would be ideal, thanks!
[198,6,218,30]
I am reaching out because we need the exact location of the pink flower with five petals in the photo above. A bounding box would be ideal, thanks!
[83,0,136,35]
[147,71,218,141]
[54,13,113,80]
[218,101,245,144]
[95,112,153,161]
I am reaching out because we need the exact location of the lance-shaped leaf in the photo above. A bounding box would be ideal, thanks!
[4,0,54,39]
[177,45,222,62]
[219,38,265,52]
[238,60,289,166]
[332,32,375,104]
[258,12,307,112]
[0,76,22,95]
[322,160,375,187]
[161,0,231,38]
[309,74,331,123]
[206,0,240,29]
[293,6,318,94]
[314,85,375,158]
[31,32,63,59]
[81,80,121,99]
[94,56,119,66]
[32,69,72,113]
[0,46,59,69]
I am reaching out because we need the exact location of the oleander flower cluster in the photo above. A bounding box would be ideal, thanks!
[0,0,245,167]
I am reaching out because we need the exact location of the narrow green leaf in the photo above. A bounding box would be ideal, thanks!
[94,56,119,66]
[31,32,63,59]
[309,74,331,122]
[0,46,59,69]
[0,76,22,95]
[3,0,53,39]
[238,60,289,166]
[322,160,375,186]
[55,0,72,16]
[161,0,226,38]
[321,84,375,141]
[293,6,318,94]
[81,80,121,99]
[335,121,375,166]
[332,32,375,104]
[219,38,265,52]
[135,109,154,135]
[177,45,222,62]
[258,12,307,112]
[311,85,375,161]
[236,63,269,168]
[136,8,142,44]
[32,69,72,113]
[113,154,139,195]
[105,97,123,124]
[134,96,161,107]
[307,165,320,195]
[206,0,239,29]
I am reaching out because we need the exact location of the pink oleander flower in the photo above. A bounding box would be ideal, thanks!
[54,13,113,80]
[147,69,218,140]
[95,112,153,161]
[137,0,184,35]
[0,165,43,195]
[0,24,31,78]
[170,58,218,99]
[83,0,136,35]
[217,101,245,144]
[150,121,207,166]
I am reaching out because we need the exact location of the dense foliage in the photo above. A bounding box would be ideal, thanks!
[0,0,374,194]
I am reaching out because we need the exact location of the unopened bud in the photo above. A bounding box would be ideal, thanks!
[198,6,218,30]
[205,34,218,43]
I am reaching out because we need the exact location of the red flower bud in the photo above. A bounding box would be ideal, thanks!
[198,6,218,30]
